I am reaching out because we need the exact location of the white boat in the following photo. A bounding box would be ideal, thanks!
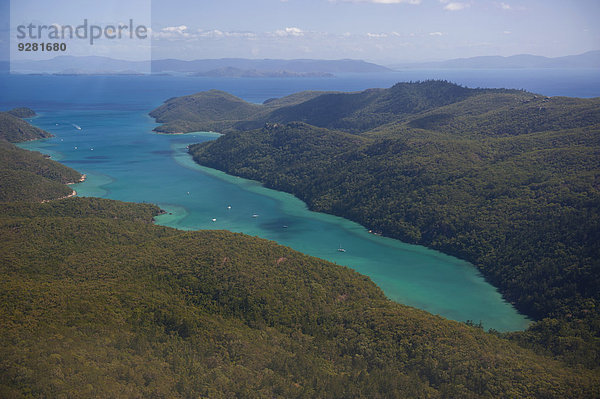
[72,124,82,130]
[252,214,259,218]
[338,245,346,252]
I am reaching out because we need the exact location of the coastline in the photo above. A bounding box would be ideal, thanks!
[41,174,86,203]
[41,189,77,203]
[12,108,531,331]
[154,130,220,135]
[186,144,531,321]
[67,173,87,185]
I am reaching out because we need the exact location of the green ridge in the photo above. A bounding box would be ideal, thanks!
[0,112,52,142]
[0,140,82,202]
[1,103,598,396]
[171,82,600,366]
[1,210,598,397]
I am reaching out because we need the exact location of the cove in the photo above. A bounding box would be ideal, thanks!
[19,107,531,332]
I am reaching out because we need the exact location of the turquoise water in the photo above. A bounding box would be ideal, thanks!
[6,72,583,331]
[18,106,530,331]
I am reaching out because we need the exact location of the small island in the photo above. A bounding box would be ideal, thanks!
[192,67,335,78]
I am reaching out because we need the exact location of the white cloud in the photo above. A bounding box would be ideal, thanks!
[429,31,444,36]
[207,29,224,37]
[330,0,421,4]
[197,29,257,39]
[503,30,512,34]
[274,27,305,37]
[154,26,260,41]
[371,0,420,3]
[499,2,511,10]
[162,25,188,33]
[367,32,388,38]
[154,25,191,39]
[443,2,470,11]
[226,32,257,38]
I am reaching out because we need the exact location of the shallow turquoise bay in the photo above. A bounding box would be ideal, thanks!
[3,74,555,331]
[20,107,530,332]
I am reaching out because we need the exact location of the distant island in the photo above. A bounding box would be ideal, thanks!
[391,50,600,69]
[11,56,391,76]
[9,51,600,76]
[192,67,334,78]
[153,58,391,75]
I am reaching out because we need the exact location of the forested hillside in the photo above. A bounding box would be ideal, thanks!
[150,81,523,134]
[168,82,600,367]
[1,195,598,397]
[0,111,52,142]
[0,140,82,202]
[1,108,599,397]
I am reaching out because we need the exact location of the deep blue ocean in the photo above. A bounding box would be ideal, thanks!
[2,68,598,331]
[1,68,598,112]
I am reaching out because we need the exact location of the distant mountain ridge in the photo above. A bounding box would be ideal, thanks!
[192,66,334,78]
[9,51,599,75]
[11,56,391,76]
[391,50,600,69]
[153,58,391,74]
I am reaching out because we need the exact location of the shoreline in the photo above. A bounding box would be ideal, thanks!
[187,148,532,324]
[67,173,87,185]
[41,174,86,203]
[20,110,530,330]
[154,130,219,135]
[41,189,77,203]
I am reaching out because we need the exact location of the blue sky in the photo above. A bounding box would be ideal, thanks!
[2,0,600,63]
[149,0,600,62]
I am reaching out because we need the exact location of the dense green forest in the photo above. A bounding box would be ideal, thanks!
[156,81,600,367]
[150,81,531,134]
[0,110,52,142]
[1,109,599,397]
[0,143,597,397]
[0,140,82,202]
